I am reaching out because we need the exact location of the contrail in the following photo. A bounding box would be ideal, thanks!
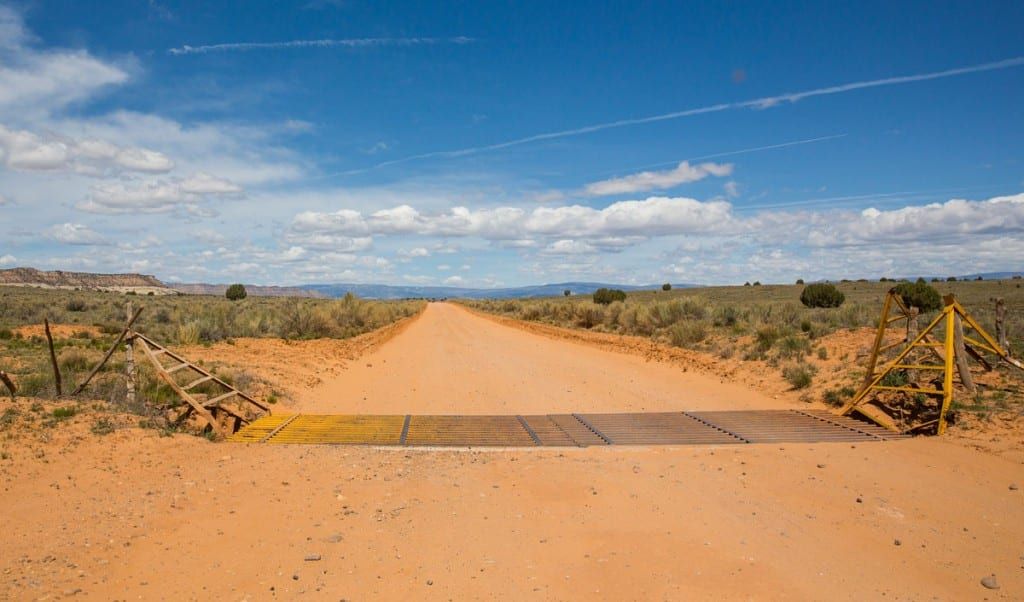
[340,56,1024,175]
[168,36,474,55]
[594,134,848,178]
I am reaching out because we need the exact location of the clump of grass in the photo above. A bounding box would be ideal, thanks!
[669,322,707,347]
[51,406,77,420]
[782,363,816,389]
[816,346,828,360]
[755,325,784,351]
[776,335,811,359]
[91,417,116,435]
[65,299,87,312]
[58,348,92,372]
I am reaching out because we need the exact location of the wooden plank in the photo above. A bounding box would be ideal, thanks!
[137,338,226,438]
[204,391,238,406]
[183,375,216,390]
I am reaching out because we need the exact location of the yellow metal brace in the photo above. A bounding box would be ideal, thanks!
[841,293,1020,435]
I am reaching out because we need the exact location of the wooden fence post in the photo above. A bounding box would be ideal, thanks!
[953,313,975,393]
[125,301,136,406]
[992,297,1008,356]
[44,318,62,397]
[905,307,919,384]
[0,370,15,401]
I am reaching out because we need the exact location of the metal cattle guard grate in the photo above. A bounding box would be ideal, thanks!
[229,410,904,446]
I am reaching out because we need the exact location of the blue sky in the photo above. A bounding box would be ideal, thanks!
[0,0,1022,286]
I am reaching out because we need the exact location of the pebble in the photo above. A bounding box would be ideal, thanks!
[1010,483,1019,491]
[855,497,863,503]
[427,580,434,586]
[980,575,999,590]
[893,539,901,546]
[816,464,826,469]
[304,554,321,562]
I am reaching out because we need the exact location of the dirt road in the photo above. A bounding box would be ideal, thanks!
[2,302,1022,600]
[300,302,782,414]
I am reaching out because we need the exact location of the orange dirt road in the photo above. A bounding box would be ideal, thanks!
[299,302,783,414]
[2,303,1022,600]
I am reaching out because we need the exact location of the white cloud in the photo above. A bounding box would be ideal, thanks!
[289,196,735,245]
[0,254,16,265]
[585,161,733,196]
[542,239,597,255]
[45,223,109,245]
[724,181,740,197]
[443,275,466,285]
[76,172,242,214]
[397,247,430,259]
[0,124,174,174]
[806,193,1024,247]
[0,7,130,116]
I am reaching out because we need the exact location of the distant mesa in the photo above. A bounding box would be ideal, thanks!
[0,267,173,295]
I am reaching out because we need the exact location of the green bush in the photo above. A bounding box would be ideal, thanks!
[225,284,247,301]
[662,283,672,291]
[799,283,845,308]
[592,288,626,305]
[52,407,77,420]
[563,289,571,297]
[65,299,87,312]
[669,322,707,346]
[894,280,941,311]
[782,363,816,389]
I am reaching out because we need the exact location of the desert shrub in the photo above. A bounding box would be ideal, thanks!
[796,278,805,284]
[176,322,201,345]
[752,281,762,286]
[662,283,672,291]
[800,283,845,308]
[593,288,627,305]
[225,284,247,301]
[669,322,707,346]
[649,301,684,328]
[0,328,12,340]
[65,299,87,312]
[823,385,857,406]
[800,319,812,333]
[782,363,816,389]
[713,305,739,327]
[563,289,571,297]
[880,370,908,388]
[154,308,172,324]
[51,407,77,420]
[894,280,941,311]
[755,325,783,351]
[91,417,116,435]
[776,335,811,359]
[281,305,332,339]
[58,349,92,372]
[573,303,604,328]
[817,346,828,360]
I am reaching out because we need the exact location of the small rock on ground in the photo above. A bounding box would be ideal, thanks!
[980,575,999,590]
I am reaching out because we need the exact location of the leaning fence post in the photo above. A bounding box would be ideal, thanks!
[125,301,136,406]
[44,318,62,397]
[0,370,15,401]
[905,307,919,384]
[952,312,975,393]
